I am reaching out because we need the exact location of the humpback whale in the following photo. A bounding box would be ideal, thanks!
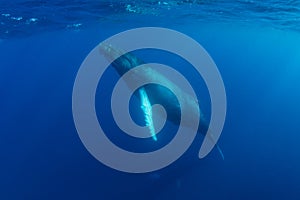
[99,43,224,159]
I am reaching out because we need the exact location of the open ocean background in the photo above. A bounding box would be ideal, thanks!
[1,0,300,199]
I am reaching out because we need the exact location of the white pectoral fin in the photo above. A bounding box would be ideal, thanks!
[139,87,157,141]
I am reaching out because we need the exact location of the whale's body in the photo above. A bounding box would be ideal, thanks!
[99,43,224,161]
[98,43,224,198]
[99,43,206,132]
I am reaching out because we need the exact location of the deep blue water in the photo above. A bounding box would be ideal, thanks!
[1,1,300,199]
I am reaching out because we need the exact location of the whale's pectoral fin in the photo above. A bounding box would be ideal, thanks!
[139,87,157,141]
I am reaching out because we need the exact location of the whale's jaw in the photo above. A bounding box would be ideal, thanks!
[99,43,144,76]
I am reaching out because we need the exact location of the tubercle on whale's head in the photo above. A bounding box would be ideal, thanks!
[98,42,126,63]
[98,43,144,75]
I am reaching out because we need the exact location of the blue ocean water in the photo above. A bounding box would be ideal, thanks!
[1,0,300,199]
